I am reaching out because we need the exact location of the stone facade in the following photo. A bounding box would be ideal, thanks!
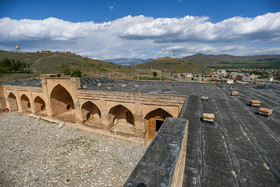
[0,77,185,142]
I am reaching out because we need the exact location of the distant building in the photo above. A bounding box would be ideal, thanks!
[217,69,227,76]
[221,79,234,84]
[41,50,51,53]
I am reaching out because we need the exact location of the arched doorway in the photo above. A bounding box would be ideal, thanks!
[81,101,101,123]
[34,96,46,113]
[21,94,31,111]
[108,105,135,134]
[50,84,75,121]
[8,93,18,111]
[145,108,172,139]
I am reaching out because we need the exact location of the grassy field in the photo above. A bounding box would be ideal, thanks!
[208,60,280,69]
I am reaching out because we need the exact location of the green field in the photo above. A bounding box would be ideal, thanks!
[208,60,280,69]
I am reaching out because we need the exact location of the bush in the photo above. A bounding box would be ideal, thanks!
[153,71,158,77]
[71,70,82,77]
[63,68,71,75]
[0,58,28,73]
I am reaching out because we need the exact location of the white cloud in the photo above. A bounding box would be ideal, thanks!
[0,12,280,59]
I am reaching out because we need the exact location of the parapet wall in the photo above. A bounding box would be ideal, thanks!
[124,117,189,187]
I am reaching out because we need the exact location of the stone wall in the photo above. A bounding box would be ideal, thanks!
[1,77,186,142]
[0,86,7,110]
[77,89,186,138]
[124,117,189,187]
[3,85,44,113]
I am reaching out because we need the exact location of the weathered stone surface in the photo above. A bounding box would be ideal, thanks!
[181,84,280,187]
[124,117,188,187]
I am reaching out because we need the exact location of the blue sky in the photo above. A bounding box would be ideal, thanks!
[0,0,280,59]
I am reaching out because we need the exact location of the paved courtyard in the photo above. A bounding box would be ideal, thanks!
[0,112,147,186]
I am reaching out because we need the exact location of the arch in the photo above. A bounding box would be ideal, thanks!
[34,96,46,113]
[50,84,74,115]
[8,92,18,111]
[108,104,135,127]
[21,94,31,110]
[81,101,101,122]
[145,108,172,139]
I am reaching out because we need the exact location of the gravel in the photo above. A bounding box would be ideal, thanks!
[0,112,147,186]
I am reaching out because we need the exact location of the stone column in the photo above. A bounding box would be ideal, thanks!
[99,98,108,127]
[71,78,82,123]
[134,101,144,137]
[41,78,52,116]
[16,90,23,112]
[29,90,35,113]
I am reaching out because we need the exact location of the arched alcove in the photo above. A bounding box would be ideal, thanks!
[81,101,101,122]
[145,108,172,139]
[34,96,46,113]
[21,94,31,110]
[108,105,135,126]
[8,93,18,111]
[50,84,74,115]
[108,105,135,134]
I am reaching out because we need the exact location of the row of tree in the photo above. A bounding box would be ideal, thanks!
[0,58,30,73]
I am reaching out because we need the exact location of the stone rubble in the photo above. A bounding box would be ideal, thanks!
[57,122,65,129]
[0,112,147,186]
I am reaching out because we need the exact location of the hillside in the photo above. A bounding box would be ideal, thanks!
[183,53,280,68]
[0,50,131,75]
[135,57,203,73]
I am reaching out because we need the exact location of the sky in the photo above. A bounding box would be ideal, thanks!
[0,0,280,59]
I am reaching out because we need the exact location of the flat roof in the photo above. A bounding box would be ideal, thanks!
[180,83,280,186]
[1,78,42,87]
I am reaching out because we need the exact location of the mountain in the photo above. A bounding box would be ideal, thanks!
[0,50,129,74]
[103,58,154,66]
[183,53,280,68]
[135,57,203,73]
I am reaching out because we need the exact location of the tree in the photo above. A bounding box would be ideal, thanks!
[71,70,82,77]
[63,68,71,75]
[60,64,71,75]
[153,71,158,77]
[2,58,11,67]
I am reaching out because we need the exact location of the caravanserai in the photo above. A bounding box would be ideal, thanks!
[1,75,280,186]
